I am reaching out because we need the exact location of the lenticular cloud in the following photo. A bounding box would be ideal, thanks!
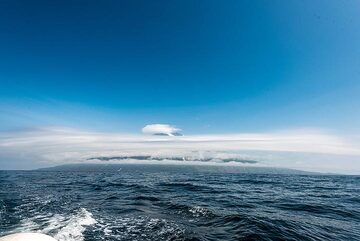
[142,124,182,136]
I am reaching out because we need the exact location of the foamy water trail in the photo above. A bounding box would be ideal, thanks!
[13,208,96,241]
[52,208,96,241]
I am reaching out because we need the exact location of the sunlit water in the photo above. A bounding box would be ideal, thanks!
[1,164,359,241]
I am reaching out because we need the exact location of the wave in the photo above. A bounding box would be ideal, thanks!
[160,182,213,192]
[95,216,186,241]
[133,195,160,202]
[164,202,217,218]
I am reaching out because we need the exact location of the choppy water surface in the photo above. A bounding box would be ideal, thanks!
[0,164,359,241]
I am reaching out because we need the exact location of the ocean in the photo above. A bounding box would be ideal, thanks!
[0,164,359,241]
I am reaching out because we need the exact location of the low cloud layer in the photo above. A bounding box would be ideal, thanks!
[0,127,359,174]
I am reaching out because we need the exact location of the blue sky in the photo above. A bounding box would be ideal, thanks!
[1,0,360,134]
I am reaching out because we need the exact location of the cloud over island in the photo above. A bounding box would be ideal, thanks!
[0,126,359,174]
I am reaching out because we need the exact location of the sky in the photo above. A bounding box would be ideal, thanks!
[0,1,360,172]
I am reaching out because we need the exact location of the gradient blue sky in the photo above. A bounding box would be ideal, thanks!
[1,0,360,134]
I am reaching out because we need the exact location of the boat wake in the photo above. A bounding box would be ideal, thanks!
[12,208,96,241]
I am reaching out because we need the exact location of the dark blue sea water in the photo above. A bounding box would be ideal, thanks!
[0,164,359,241]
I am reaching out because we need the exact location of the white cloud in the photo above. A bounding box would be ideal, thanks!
[0,127,359,174]
[142,124,182,136]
